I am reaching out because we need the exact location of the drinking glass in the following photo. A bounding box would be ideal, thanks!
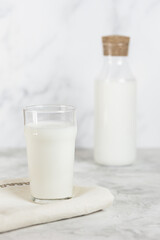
[23,105,77,202]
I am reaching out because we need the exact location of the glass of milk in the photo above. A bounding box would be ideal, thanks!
[23,105,77,202]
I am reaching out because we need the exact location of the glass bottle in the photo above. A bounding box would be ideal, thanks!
[94,35,136,165]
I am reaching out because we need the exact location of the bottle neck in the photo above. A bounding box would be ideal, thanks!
[100,55,133,81]
[103,56,129,66]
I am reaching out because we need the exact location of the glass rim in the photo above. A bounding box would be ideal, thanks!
[23,104,76,113]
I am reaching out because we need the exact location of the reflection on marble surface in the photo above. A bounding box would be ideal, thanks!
[0,148,160,239]
[0,0,160,148]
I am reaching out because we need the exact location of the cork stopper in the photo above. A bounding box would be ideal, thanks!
[102,35,130,56]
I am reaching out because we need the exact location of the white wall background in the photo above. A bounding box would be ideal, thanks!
[0,0,159,148]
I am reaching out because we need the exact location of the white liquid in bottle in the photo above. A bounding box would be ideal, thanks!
[25,121,77,199]
[94,79,136,165]
[94,35,136,166]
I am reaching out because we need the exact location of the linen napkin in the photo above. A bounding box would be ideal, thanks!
[0,178,114,232]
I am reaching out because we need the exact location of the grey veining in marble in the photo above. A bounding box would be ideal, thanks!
[0,148,160,239]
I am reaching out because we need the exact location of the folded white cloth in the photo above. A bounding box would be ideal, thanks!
[0,178,114,232]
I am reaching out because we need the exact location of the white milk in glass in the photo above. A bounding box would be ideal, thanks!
[94,79,136,165]
[25,121,77,199]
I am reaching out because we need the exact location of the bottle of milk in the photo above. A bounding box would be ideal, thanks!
[94,35,136,166]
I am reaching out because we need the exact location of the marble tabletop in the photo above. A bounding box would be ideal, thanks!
[0,148,160,240]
